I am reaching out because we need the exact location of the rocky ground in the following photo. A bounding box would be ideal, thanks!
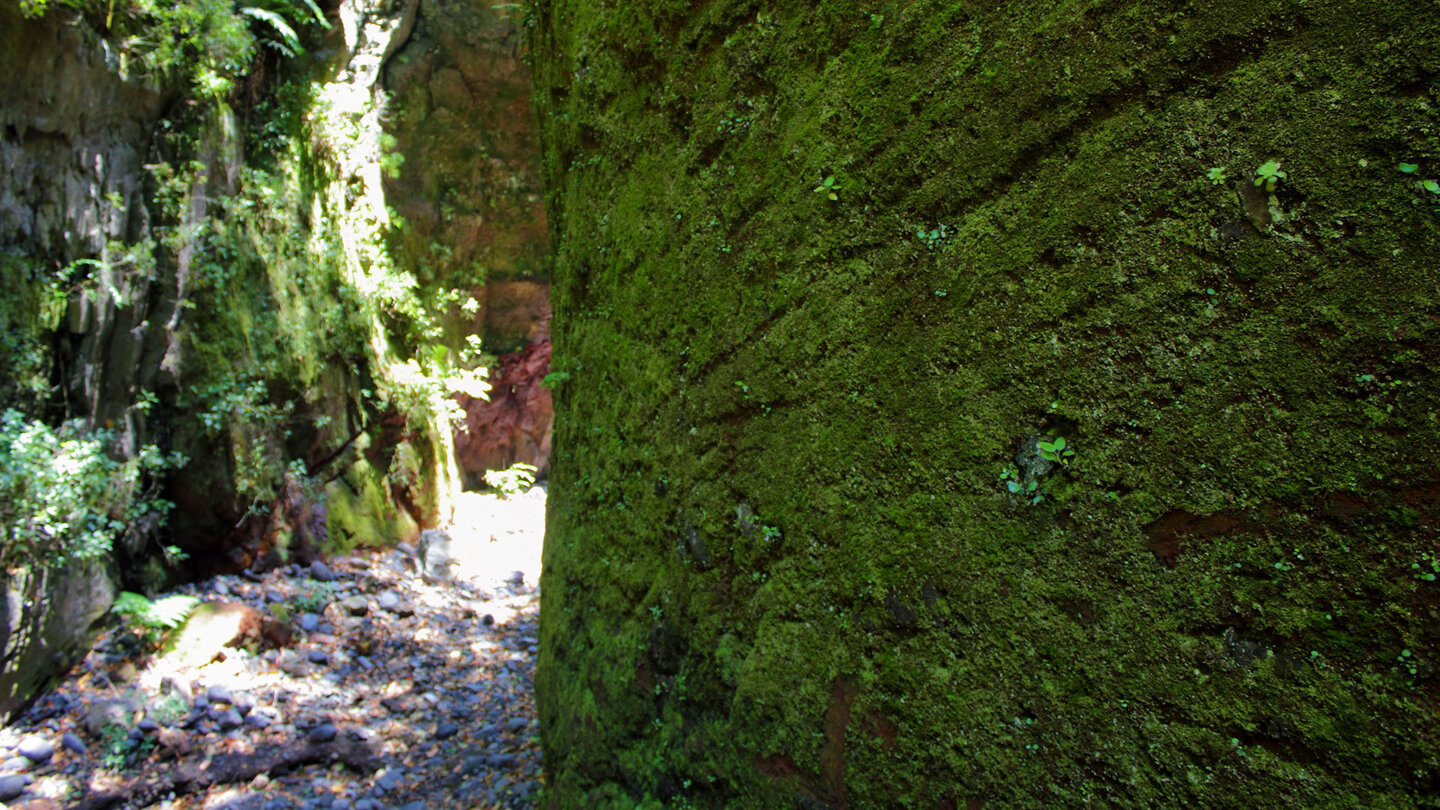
[0,488,548,810]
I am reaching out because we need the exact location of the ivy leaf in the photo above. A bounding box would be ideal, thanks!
[1399,162,1419,174]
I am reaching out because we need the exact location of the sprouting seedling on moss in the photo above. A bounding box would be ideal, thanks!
[814,175,840,201]
[1037,436,1074,465]
[1207,167,1228,186]
[1254,160,1287,193]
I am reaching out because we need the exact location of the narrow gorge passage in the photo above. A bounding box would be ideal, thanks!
[0,487,549,810]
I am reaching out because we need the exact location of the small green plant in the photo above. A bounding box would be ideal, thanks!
[291,579,337,613]
[1037,436,1075,465]
[999,467,1042,505]
[484,463,538,498]
[1413,553,1439,582]
[111,591,199,647]
[917,224,949,249]
[813,175,841,201]
[1254,160,1287,192]
[1399,162,1420,174]
[540,371,571,389]
[1207,167,1228,186]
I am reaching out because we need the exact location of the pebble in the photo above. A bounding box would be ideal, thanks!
[0,773,29,801]
[504,717,529,732]
[299,613,321,632]
[213,581,231,596]
[434,722,459,740]
[61,731,85,754]
[342,596,369,616]
[16,736,53,763]
[376,770,403,792]
[307,650,329,664]
[218,709,244,730]
[208,685,234,704]
[306,723,338,743]
[309,560,337,581]
[0,757,29,773]
[245,713,272,730]
[377,592,400,611]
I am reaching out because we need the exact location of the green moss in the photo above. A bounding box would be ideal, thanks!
[535,0,1440,805]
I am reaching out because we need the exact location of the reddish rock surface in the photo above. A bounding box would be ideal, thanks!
[454,339,553,487]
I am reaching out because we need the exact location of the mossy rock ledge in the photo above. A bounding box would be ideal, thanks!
[532,0,1440,806]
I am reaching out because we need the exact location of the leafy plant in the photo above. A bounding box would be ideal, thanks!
[1037,436,1075,465]
[0,411,180,570]
[999,466,1042,505]
[111,591,199,647]
[290,579,337,613]
[917,224,949,250]
[540,371,571,389]
[484,463,538,498]
[1207,167,1228,186]
[813,175,841,201]
[1254,160,1287,193]
[1413,553,1439,583]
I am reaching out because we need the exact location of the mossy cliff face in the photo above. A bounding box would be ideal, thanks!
[0,0,467,713]
[533,0,1440,806]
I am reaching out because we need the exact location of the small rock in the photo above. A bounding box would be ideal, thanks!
[342,597,369,616]
[0,773,29,801]
[307,650,329,665]
[136,719,159,733]
[377,592,400,611]
[418,529,455,581]
[376,770,404,791]
[158,727,191,757]
[480,614,494,627]
[434,722,459,740]
[299,613,321,632]
[397,803,426,810]
[218,709,244,730]
[207,685,233,705]
[309,560,337,581]
[212,581,231,596]
[84,698,138,738]
[61,732,85,755]
[265,589,286,603]
[505,717,529,732]
[355,799,381,810]
[16,736,51,763]
[506,570,525,586]
[307,723,338,743]
[488,753,515,767]
[395,542,416,557]
[245,714,272,730]
[0,757,29,773]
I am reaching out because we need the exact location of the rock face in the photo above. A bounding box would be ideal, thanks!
[533,1,1440,807]
[0,562,114,721]
[454,337,554,485]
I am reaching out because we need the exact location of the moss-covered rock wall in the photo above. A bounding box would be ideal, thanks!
[533,0,1440,806]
